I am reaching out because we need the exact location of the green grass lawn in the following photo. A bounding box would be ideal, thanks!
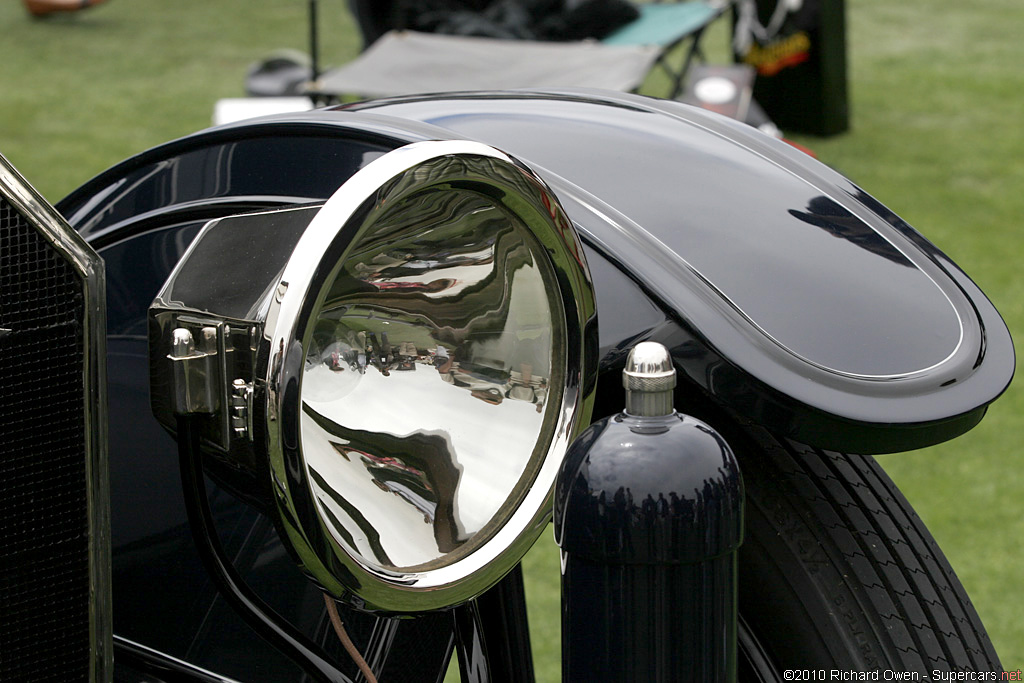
[803,2,1024,674]
[2,0,1020,678]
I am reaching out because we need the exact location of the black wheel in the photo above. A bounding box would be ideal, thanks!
[730,424,1002,678]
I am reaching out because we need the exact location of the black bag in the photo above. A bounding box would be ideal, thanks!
[393,0,637,42]
[732,0,849,136]
[536,0,639,41]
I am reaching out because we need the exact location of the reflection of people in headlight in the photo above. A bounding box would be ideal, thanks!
[500,337,549,410]
[505,370,548,412]
[372,278,456,294]
[328,351,346,372]
[394,340,419,371]
[434,345,453,373]
[507,383,536,403]
[366,331,392,376]
[352,330,366,374]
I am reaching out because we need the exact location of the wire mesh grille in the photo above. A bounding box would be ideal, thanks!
[0,197,92,680]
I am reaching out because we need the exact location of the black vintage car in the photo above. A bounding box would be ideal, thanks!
[1,89,1014,681]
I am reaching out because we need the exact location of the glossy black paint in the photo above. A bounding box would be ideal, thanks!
[53,88,1014,679]
[555,411,743,680]
[176,415,353,683]
[341,91,1014,450]
[94,219,456,679]
[61,90,1014,454]
[452,565,535,683]
[113,636,242,683]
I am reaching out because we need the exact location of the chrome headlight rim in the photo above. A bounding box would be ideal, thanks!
[262,140,595,612]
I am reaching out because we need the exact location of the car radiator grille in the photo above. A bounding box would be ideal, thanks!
[0,197,93,680]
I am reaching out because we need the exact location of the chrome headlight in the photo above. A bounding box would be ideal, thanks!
[150,141,596,611]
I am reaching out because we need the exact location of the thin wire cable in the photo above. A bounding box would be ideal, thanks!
[323,594,379,683]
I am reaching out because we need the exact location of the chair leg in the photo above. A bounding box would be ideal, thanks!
[647,24,711,100]
[672,27,709,99]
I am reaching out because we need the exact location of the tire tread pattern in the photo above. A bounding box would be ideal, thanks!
[739,424,1000,673]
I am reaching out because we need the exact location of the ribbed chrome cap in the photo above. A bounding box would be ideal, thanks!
[623,342,676,416]
[623,342,676,392]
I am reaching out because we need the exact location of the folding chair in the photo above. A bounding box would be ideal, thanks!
[314,0,729,101]
[603,1,729,99]
[314,30,662,99]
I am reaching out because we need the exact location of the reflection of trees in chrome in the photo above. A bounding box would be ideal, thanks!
[306,188,555,409]
[304,404,466,561]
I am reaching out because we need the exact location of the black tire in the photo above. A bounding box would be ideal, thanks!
[730,424,1002,679]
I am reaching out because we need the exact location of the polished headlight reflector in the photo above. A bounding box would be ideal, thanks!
[151,141,595,611]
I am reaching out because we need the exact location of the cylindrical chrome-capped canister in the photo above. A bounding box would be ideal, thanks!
[555,342,744,681]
